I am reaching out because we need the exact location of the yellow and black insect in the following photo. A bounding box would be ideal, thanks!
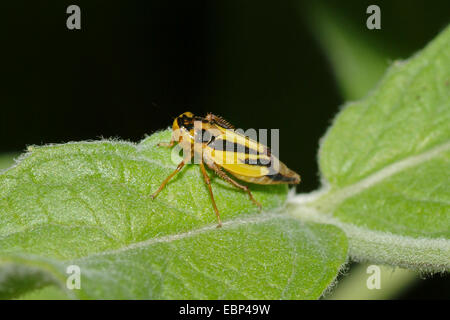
[151,112,300,227]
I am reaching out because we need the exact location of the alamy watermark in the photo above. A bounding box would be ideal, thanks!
[66,5,81,30]
[66,264,81,290]
[366,265,381,289]
[168,121,281,171]
[366,5,381,30]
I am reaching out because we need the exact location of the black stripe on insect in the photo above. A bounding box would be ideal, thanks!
[241,158,272,167]
[208,139,260,155]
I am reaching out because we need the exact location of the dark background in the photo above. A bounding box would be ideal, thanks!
[2,0,449,299]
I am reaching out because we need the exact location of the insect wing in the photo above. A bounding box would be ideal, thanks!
[205,129,273,177]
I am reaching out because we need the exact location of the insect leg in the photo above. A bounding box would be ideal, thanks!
[206,162,262,210]
[199,163,222,228]
[150,160,185,199]
[157,140,175,147]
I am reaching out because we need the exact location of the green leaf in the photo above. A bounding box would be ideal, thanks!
[326,263,417,300]
[0,153,19,171]
[303,1,391,100]
[291,25,450,272]
[0,130,348,299]
[1,219,347,299]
